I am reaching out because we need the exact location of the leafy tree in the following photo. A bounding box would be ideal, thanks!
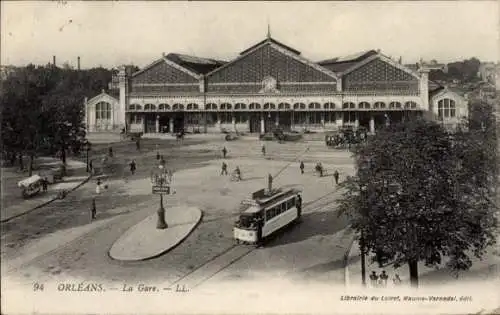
[337,118,497,288]
[1,64,111,174]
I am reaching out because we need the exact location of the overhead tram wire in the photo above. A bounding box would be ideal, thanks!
[271,146,310,181]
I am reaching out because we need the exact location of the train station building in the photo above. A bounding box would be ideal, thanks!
[84,35,468,134]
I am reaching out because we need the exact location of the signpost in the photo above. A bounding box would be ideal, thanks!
[150,167,172,229]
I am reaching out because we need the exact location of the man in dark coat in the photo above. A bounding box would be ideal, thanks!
[221,162,228,175]
[379,270,389,287]
[300,161,305,175]
[222,146,227,159]
[333,170,340,185]
[130,160,136,175]
[91,198,97,220]
[369,271,379,288]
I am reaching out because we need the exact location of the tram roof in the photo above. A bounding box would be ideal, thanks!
[253,188,299,205]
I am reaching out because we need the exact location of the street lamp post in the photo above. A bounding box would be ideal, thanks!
[84,141,92,173]
[151,165,171,229]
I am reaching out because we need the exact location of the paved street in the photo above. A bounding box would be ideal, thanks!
[1,137,356,293]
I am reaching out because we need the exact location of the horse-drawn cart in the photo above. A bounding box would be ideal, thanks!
[18,175,43,198]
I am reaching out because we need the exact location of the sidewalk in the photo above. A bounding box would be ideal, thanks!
[1,159,90,223]
[109,206,202,261]
[345,236,500,289]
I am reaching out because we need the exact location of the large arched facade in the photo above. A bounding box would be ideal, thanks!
[87,36,468,134]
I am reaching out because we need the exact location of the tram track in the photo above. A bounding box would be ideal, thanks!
[5,182,344,287]
[4,198,158,275]
[167,186,344,290]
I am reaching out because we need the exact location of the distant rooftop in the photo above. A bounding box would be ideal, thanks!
[165,53,226,75]
[318,50,378,74]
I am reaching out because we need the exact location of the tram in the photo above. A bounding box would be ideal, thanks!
[233,186,302,245]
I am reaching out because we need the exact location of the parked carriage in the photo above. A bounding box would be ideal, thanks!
[325,126,369,149]
[18,175,43,199]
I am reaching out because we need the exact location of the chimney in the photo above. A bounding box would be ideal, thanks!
[77,56,81,70]
[53,56,56,66]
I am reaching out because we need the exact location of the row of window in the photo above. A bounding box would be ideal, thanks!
[438,99,456,119]
[265,197,297,221]
[128,112,371,126]
[95,102,112,120]
[127,101,420,111]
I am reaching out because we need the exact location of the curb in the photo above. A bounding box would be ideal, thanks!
[108,209,204,262]
[0,174,92,224]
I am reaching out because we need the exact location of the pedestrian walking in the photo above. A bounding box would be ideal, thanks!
[300,161,305,174]
[159,156,166,168]
[392,274,402,286]
[96,179,102,195]
[333,170,340,185]
[222,146,227,159]
[90,198,97,220]
[221,162,228,175]
[261,144,266,156]
[108,146,113,157]
[89,159,94,174]
[42,177,48,192]
[369,271,379,288]
[129,160,136,175]
[379,270,389,287]
[315,162,324,177]
[136,138,141,151]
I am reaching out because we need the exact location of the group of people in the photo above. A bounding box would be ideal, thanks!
[221,162,242,181]
[369,270,402,288]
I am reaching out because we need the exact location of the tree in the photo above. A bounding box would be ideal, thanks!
[0,64,106,174]
[337,118,497,288]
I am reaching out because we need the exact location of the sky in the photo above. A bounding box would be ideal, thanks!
[1,1,499,69]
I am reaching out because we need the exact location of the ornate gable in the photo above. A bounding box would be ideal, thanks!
[206,42,337,92]
[342,57,419,93]
[131,59,199,85]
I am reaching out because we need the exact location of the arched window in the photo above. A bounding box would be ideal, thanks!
[309,102,321,109]
[374,102,386,109]
[294,103,306,110]
[249,103,258,110]
[263,103,275,110]
[324,102,335,109]
[389,102,402,109]
[206,103,217,110]
[359,102,370,109]
[135,104,142,111]
[235,103,246,110]
[173,104,184,110]
[343,102,355,109]
[405,101,417,109]
[144,104,156,111]
[128,104,136,111]
[187,103,198,110]
[96,102,111,120]
[278,103,290,110]
[221,103,232,110]
[158,104,170,111]
[438,99,456,119]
